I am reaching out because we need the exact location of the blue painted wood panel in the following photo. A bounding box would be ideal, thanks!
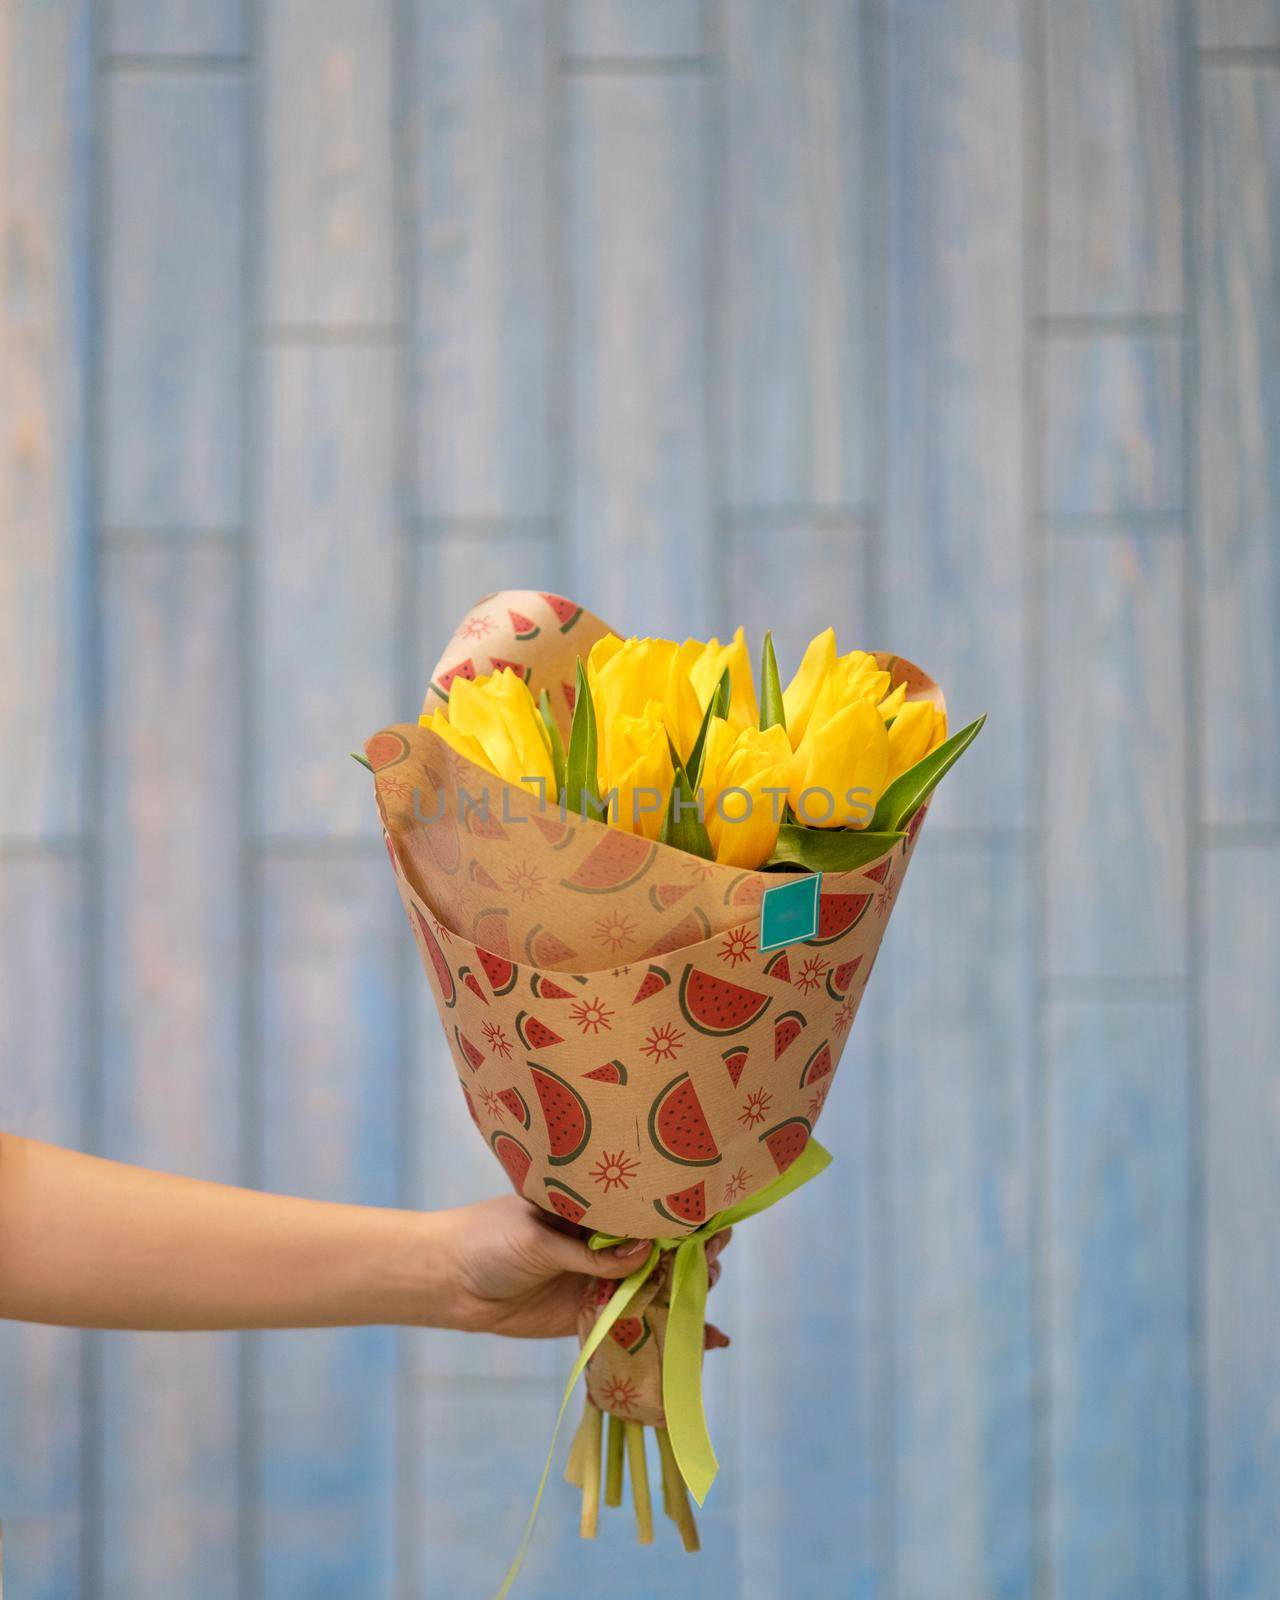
[1205,842,1280,1600]
[887,837,1035,1599]
[108,0,244,59]
[410,0,552,522]
[1198,66,1280,828]
[885,0,1028,829]
[255,346,398,841]
[1045,534,1189,981]
[567,0,705,59]
[260,0,395,328]
[1045,0,1185,317]
[0,855,86,1599]
[98,543,243,1597]
[568,72,710,635]
[103,70,244,530]
[1198,0,1280,50]
[255,855,400,1599]
[1047,997,1193,1600]
[723,0,881,513]
[0,0,90,839]
[1043,334,1185,518]
[722,518,876,666]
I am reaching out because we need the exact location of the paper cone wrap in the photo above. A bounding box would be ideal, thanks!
[367,591,937,1241]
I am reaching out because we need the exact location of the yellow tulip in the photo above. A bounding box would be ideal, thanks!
[781,627,836,744]
[421,669,555,797]
[885,698,948,783]
[599,702,675,841]
[699,719,793,868]
[790,687,889,829]
[588,634,702,770]
[681,627,760,733]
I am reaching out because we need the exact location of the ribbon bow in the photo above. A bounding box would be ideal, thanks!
[494,1137,831,1597]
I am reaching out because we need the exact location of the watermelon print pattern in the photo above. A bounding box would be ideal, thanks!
[369,589,943,1239]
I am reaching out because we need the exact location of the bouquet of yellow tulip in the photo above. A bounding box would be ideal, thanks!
[363,591,981,1590]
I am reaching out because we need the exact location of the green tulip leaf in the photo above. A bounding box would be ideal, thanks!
[350,752,373,771]
[759,631,786,733]
[660,763,715,860]
[869,713,986,834]
[766,826,905,873]
[564,659,606,820]
[538,687,567,797]
[687,666,731,788]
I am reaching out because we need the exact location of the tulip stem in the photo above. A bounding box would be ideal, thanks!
[655,1426,700,1553]
[579,1401,603,1539]
[605,1413,625,1508]
[564,1396,593,1488]
[625,1422,654,1544]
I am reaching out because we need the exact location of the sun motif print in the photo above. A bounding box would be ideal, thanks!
[591,1149,641,1193]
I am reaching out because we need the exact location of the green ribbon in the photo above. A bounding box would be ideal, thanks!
[492,1138,831,1598]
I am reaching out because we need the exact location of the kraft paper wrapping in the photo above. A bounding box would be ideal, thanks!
[366,590,937,1244]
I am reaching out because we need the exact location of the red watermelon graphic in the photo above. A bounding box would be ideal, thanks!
[583,1059,627,1085]
[498,1086,532,1128]
[722,1046,748,1088]
[561,831,656,894]
[539,592,583,632]
[654,1180,707,1229]
[649,1073,721,1167]
[454,1026,485,1073]
[477,947,517,997]
[678,966,771,1037]
[543,1177,590,1224]
[799,1040,833,1087]
[514,1011,563,1050]
[491,1130,532,1195]
[760,1117,811,1174]
[774,1010,805,1057]
[508,608,540,641]
[805,891,872,946]
[530,1065,591,1165]
[412,907,455,1007]
[632,965,670,1004]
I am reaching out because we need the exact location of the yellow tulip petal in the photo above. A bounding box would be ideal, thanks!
[782,627,837,745]
[789,694,888,828]
[885,699,947,783]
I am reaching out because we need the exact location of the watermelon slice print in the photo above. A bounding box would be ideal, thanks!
[462,1084,479,1128]
[458,967,489,1006]
[649,1073,721,1167]
[678,966,771,1037]
[543,1177,590,1224]
[469,859,502,892]
[531,973,577,1001]
[825,956,862,1000]
[610,1315,652,1354]
[498,1086,532,1128]
[531,812,574,848]
[508,608,540,641]
[477,947,517,997]
[525,925,579,966]
[488,656,530,680]
[560,831,656,894]
[491,1130,532,1195]
[530,1065,592,1164]
[466,808,508,841]
[562,680,576,714]
[722,1046,748,1088]
[654,1180,707,1229]
[365,730,408,770]
[804,891,872,946]
[799,1040,833,1087]
[648,881,693,911]
[647,907,713,958]
[412,907,455,1007]
[538,592,584,632]
[759,1117,811,1175]
[583,1059,627,1085]
[632,965,670,1004]
[774,1010,805,1057]
[434,658,477,697]
[514,1011,563,1049]
[763,949,792,983]
[454,1026,485,1073]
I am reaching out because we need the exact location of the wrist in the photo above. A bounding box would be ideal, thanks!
[363,1205,457,1328]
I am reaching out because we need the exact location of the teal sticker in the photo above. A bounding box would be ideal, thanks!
[759,872,822,952]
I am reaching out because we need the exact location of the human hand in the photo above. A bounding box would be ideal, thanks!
[431,1194,731,1339]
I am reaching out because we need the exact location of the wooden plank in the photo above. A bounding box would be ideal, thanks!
[739,983,887,1599]
[1198,67,1280,828]
[887,837,1035,1597]
[98,542,243,1595]
[1046,998,1193,1600]
[568,74,709,636]
[414,532,563,673]
[255,346,398,841]
[0,856,86,1599]
[1198,0,1280,51]
[108,0,243,57]
[566,0,705,59]
[1206,842,1280,1600]
[886,0,1027,828]
[1043,335,1184,517]
[261,0,394,328]
[722,518,875,667]
[1045,0,1184,316]
[255,855,400,1598]
[103,71,243,530]
[1045,534,1188,981]
[410,0,551,521]
[0,0,90,838]
[724,0,880,512]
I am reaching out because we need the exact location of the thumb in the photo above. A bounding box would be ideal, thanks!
[536,1226,652,1280]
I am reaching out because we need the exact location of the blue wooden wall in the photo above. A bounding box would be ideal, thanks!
[1,1,1277,1596]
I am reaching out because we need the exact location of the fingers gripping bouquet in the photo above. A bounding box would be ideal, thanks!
[365,591,982,1576]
